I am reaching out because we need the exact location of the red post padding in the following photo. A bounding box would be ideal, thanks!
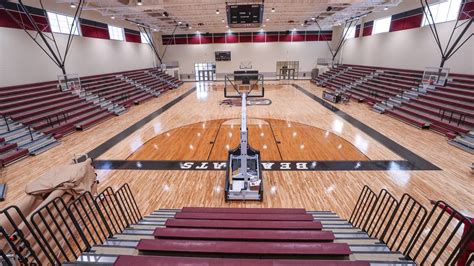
[181,207,307,214]
[174,212,314,221]
[137,239,351,256]
[165,219,322,230]
[114,255,370,266]
[154,228,335,242]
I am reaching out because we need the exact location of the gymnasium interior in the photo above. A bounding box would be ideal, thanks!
[0,0,473,264]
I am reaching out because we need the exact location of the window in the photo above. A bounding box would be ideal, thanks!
[108,25,124,41]
[422,0,462,26]
[47,11,80,35]
[140,32,150,44]
[373,16,391,34]
[344,26,356,39]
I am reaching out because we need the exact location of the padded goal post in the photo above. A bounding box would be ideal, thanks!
[224,71,264,98]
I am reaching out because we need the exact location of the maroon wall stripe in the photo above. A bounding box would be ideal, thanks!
[0,9,50,32]
[362,26,373,37]
[390,14,423,32]
[80,24,110,39]
[459,1,474,20]
[125,32,141,43]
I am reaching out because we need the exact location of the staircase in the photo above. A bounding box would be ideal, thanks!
[72,89,127,116]
[449,131,474,154]
[0,116,59,166]
[69,208,415,265]
[372,76,434,114]
[120,75,161,97]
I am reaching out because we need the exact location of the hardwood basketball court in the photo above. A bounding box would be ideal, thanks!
[1,81,471,219]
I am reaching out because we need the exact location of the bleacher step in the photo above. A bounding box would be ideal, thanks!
[28,137,61,155]
[448,134,474,154]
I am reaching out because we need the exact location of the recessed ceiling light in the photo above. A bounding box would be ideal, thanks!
[222,19,225,23]
[188,26,192,29]
[384,7,388,10]
[111,16,115,19]
[271,7,275,12]
[178,21,182,24]
[137,0,143,6]
[263,24,266,27]
[216,9,220,14]
[266,18,269,21]
[225,25,229,28]
[311,17,316,20]
[301,23,304,26]
[70,3,76,8]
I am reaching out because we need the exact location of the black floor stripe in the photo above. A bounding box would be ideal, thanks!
[94,159,422,171]
[86,87,196,159]
[293,84,439,170]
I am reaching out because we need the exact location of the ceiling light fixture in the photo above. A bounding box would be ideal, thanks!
[137,0,143,6]
[311,17,315,20]
[271,7,275,12]
[178,21,182,24]
[384,7,388,10]
[222,19,225,23]
[266,18,269,21]
[162,11,168,17]
[70,3,76,8]
[111,16,115,19]
[216,9,220,14]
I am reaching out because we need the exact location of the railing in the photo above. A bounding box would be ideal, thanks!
[45,111,69,129]
[350,185,473,265]
[439,109,466,126]
[1,115,11,132]
[0,182,141,265]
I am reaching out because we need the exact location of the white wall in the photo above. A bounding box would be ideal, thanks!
[340,20,474,74]
[163,41,332,79]
[0,27,156,87]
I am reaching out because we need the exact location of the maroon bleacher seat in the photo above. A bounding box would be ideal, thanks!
[181,207,307,214]
[174,212,314,221]
[154,228,335,242]
[114,255,370,266]
[165,219,322,230]
[137,239,351,258]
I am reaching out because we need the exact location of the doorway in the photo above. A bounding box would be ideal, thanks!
[195,63,216,81]
[276,61,299,80]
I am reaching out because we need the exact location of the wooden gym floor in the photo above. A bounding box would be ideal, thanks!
[0,81,472,220]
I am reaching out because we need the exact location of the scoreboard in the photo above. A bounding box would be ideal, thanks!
[215,51,231,61]
[227,4,263,28]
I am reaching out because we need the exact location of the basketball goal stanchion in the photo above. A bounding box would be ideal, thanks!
[57,73,82,93]
[420,67,449,91]
[224,72,264,201]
